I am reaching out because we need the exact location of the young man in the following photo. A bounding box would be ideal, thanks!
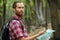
[8,1,46,40]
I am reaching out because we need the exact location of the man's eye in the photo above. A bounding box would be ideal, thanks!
[18,7,21,8]
[18,7,24,8]
[22,7,24,8]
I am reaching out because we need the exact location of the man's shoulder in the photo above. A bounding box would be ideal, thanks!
[10,19,20,24]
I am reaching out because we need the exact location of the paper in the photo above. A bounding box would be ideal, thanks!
[37,29,55,40]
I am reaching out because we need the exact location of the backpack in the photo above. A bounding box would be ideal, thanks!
[2,18,24,40]
[2,22,10,40]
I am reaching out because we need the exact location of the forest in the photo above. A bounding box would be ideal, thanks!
[0,0,60,40]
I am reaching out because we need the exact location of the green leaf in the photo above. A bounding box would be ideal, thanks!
[0,13,2,16]
[43,0,46,7]
[30,0,34,7]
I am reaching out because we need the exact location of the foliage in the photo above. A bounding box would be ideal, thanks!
[0,0,3,16]
[1,0,60,33]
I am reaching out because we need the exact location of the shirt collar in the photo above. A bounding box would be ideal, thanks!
[13,15,22,20]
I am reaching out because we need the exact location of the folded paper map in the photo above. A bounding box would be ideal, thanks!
[37,29,55,40]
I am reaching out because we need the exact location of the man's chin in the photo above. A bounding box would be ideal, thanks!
[16,14,22,17]
[19,14,23,17]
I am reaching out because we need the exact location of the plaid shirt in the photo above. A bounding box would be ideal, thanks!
[8,16,28,40]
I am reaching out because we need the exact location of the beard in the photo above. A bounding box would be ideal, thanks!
[15,9,24,17]
[16,12,23,17]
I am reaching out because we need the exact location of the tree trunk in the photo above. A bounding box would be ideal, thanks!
[35,0,44,26]
[49,0,60,40]
[2,0,6,25]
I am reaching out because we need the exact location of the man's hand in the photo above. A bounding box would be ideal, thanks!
[18,27,46,40]
[39,27,46,35]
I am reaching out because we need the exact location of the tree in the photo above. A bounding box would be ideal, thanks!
[2,0,6,25]
[0,0,3,27]
[49,0,60,40]
[34,0,45,26]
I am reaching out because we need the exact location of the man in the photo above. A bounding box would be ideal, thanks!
[8,1,46,40]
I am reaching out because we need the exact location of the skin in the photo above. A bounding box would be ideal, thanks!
[13,2,46,40]
[13,3,24,17]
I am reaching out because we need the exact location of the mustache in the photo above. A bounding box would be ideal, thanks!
[20,11,23,13]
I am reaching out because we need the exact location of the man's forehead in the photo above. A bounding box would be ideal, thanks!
[16,3,24,7]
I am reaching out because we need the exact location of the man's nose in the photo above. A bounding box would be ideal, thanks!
[20,8,23,10]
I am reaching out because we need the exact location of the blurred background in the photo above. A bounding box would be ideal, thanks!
[0,0,60,40]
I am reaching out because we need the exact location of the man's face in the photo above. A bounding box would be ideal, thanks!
[14,3,24,17]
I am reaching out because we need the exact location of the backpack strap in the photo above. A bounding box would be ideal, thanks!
[10,18,24,32]
[12,18,25,40]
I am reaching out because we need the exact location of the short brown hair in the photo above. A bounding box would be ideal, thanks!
[12,1,21,8]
